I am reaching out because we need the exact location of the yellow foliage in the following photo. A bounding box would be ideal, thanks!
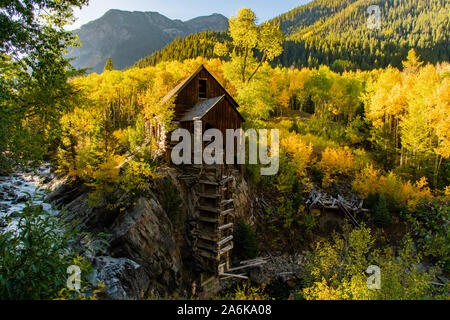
[353,165,432,210]
[281,133,313,178]
[87,153,125,206]
[301,227,438,300]
[318,147,355,188]
[352,164,381,198]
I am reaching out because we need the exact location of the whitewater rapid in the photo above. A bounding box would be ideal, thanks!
[0,164,60,234]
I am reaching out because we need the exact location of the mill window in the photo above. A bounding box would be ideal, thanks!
[199,79,207,98]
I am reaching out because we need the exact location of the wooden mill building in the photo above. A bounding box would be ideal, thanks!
[147,65,245,277]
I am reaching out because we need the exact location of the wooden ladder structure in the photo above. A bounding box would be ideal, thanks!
[193,163,235,275]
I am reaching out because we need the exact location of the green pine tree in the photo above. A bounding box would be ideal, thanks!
[104,56,115,72]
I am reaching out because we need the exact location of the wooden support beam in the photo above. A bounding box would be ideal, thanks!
[219,176,233,186]
[220,273,248,280]
[220,208,234,216]
[218,244,233,256]
[219,199,234,206]
[217,235,233,247]
[240,257,270,265]
[218,223,233,231]
[228,261,267,272]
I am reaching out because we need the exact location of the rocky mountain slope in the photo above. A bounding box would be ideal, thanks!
[67,9,229,73]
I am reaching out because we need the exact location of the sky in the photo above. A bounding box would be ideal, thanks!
[68,0,311,30]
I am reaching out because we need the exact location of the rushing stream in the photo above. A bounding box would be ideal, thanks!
[0,164,59,234]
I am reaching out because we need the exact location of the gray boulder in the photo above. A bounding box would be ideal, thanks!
[92,256,148,300]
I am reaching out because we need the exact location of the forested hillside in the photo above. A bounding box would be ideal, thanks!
[133,31,229,69]
[136,0,449,71]
[273,0,449,69]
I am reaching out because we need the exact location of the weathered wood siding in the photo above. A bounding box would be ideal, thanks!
[173,69,228,121]
[179,98,242,136]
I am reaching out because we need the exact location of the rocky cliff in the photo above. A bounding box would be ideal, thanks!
[46,166,252,299]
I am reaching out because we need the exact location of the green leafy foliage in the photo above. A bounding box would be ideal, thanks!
[0,0,89,171]
[406,201,450,272]
[0,202,93,300]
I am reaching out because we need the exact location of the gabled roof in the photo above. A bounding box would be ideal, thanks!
[180,96,225,122]
[158,65,242,113]
[158,66,205,105]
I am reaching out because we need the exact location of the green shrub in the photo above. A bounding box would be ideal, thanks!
[406,201,450,272]
[0,201,94,300]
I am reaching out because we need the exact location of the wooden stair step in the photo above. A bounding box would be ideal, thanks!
[198,193,221,199]
[198,216,219,223]
[197,205,221,214]
[197,248,217,260]
[197,241,218,252]
[197,230,219,242]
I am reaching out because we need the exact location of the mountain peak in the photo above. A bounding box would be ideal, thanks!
[68,10,229,74]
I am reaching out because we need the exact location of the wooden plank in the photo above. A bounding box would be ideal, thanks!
[197,242,217,252]
[219,199,234,206]
[218,244,233,256]
[218,223,233,231]
[218,263,226,274]
[199,180,219,186]
[198,193,221,199]
[220,273,248,280]
[197,230,219,242]
[197,248,217,260]
[240,257,270,265]
[220,208,234,216]
[217,235,233,247]
[198,205,221,213]
[219,176,233,186]
[198,216,218,223]
[228,261,266,272]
